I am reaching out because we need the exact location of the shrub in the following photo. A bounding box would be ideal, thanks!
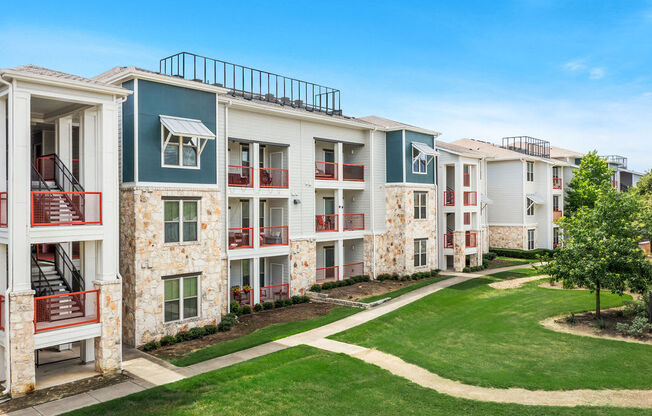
[484,251,498,261]
[281,298,292,307]
[253,303,263,312]
[616,316,652,337]
[189,327,207,339]
[160,335,176,346]
[309,284,321,292]
[230,301,241,315]
[263,301,274,310]
[240,305,252,315]
[489,248,554,260]
[623,300,647,318]
[143,341,160,351]
[204,324,218,335]
[300,295,310,303]
[274,299,284,308]
[593,319,608,330]
[565,312,576,324]
[291,296,301,304]
[377,273,390,281]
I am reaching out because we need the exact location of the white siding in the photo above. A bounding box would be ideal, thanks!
[487,160,523,224]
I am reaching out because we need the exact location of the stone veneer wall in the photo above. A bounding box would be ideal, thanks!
[488,225,525,250]
[289,238,316,295]
[94,279,121,373]
[453,231,465,272]
[120,187,226,347]
[9,290,35,396]
[365,185,437,277]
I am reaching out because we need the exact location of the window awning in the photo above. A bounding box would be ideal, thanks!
[480,194,493,204]
[412,142,438,157]
[160,115,215,139]
[526,194,545,204]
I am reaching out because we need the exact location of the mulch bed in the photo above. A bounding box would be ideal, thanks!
[555,309,652,343]
[147,302,338,361]
[319,278,438,302]
[0,372,129,414]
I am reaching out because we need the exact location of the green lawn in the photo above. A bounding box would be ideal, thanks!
[171,307,360,366]
[331,278,651,390]
[487,267,544,279]
[64,346,648,416]
[360,276,451,303]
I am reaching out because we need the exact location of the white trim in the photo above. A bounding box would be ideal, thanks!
[134,78,139,182]
[401,130,406,183]
[121,181,220,190]
[163,274,201,323]
[163,199,200,244]
[160,125,201,170]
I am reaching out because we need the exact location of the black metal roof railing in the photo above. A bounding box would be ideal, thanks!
[502,136,550,159]
[159,52,342,115]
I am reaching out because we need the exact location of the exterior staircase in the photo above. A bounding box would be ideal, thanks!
[31,154,86,225]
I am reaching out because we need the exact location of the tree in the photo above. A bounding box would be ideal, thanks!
[564,151,613,216]
[543,188,652,319]
[630,171,652,241]
[631,171,652,198]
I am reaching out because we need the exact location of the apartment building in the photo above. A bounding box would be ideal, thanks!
[454,137,567,250]
[0,66,127,395]
[601,155,644,192]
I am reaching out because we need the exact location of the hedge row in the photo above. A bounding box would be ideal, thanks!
[310,275,370,292]
[463,257,491,273]
[231,295,310,315]
[489,247,555,259]
[376,269,440,282]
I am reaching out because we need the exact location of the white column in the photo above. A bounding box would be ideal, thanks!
[337,188,344,233]
[81,109,98,190]
[454,161,463,230]
[337,239,344,281]
[252,142,260,189]
[336,142,343,182]
[0,98,7,192]
[252,256,260,305]
[56,116,73,169]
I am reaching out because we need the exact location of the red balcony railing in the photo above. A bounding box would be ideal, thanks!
[228,228,253,249]
[315,161,338,180]
[444,191,455,206]
[31,191,102,226]
[463,191,477,206]
[463,172,470,187]
[343,214,364,231]
[259,284,289,303]
[465,231,477,248]
[34,290,99,333]
[553,210,563,222]
[444,234,454,249]
[0,294,4,331]
[316,214,338,232]
[230,288,253,306]
[553,177,562,189]
[260,168,289,188]
[343,262,364,278]
[228,165,254,187]
[0,192,6,227]
[260,226,289,246]
[316,266,338,282]
[343,164,364,181]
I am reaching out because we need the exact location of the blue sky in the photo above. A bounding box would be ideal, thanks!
[1,0,651,171]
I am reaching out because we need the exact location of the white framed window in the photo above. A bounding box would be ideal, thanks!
[526,198,535,216]
[553,227,560,247]
[526,161,534,182]
[164,199,199,243]
[414,238,427,267]
[164,275,199,322]
[412,146,427,174]
[553,195,560,211]
[162,126,200,169]
[414,191,427,219]
[527,229,535,250]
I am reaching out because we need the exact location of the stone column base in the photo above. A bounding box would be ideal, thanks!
[9,290,36,397]
[453,231,465,272]
[94,280,121,374]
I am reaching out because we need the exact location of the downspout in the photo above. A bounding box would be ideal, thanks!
[0,74,12,395]
[369,128,377,279]
[224,99,231,312]
[114,94,127,374]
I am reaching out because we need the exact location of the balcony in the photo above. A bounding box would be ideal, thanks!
[316,266,338,283]
[228,228,253,249]
[260,226,289,246]
[444,191,455,206]
[553,210,563,222]
[34,290,99,333]
[228,165,254,187]
[31,191,102,226]
[444,234,454,249]
[230,287,253,306]
[316,214,338,232]
[315,161,338,180]
[260,168,289,188]
[0,192,6,227]
[465,231,477,248]
[259,283,289,303]
[463,191,477,206]
[553,177,562,190]
[343,164,364,181]
[343,214,364,231]
[343,262,364,278]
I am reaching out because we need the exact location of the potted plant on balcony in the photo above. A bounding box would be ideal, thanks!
[230,285,241,294]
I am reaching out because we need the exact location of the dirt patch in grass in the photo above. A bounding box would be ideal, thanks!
[0,372,129,414]
[543,308,652,345]
[319,278,444,302]
[148,302,338,361]
[489,275,547,290]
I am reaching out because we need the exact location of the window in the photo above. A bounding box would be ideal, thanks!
[414,191,427,219]
[553,227,560,247]
[414,238,427,267]
[164,199,199,243]
[526,161,534,182]
[552,166,559,179]
[164,275,199,322]
[464,212,471,225]
[553,195,560,211]
[526,198,535,216]
[162,127,199,168]
[412,146,427,174]
[527,229,535,250]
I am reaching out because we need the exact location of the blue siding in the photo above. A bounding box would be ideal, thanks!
[136,79,217,184]
[385,130,403,183]
[121,80,134,183]
[404,131,435,184]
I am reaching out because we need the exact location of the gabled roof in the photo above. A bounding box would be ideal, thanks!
[435,140,485,159]
[550,145,583,159]
[452,138,565,165]
[1,65,129,95]
[359,115,441,136]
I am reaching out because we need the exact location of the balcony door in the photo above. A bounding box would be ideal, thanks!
[324,149,334,163]
[271,151,283,169]
[323,197,335,215]
[271,207,283,227]
[240,200,250,228]
[240,144,250,167]
[324,246,335,268]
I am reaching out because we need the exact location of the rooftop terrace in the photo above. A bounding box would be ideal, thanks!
[501,136,550,159]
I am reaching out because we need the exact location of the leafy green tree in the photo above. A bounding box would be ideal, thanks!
[630,171,652,240]
[564,151,613,216]
[631,171,652,197]
[543,189,652,319]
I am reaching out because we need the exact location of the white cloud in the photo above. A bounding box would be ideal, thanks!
[562,59,606,80]
[563,60,586,72]
[589,67,605,80]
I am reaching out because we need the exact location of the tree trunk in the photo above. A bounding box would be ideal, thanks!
[595,284,601,320]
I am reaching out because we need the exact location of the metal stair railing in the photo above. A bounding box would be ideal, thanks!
[53,244,84,293]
